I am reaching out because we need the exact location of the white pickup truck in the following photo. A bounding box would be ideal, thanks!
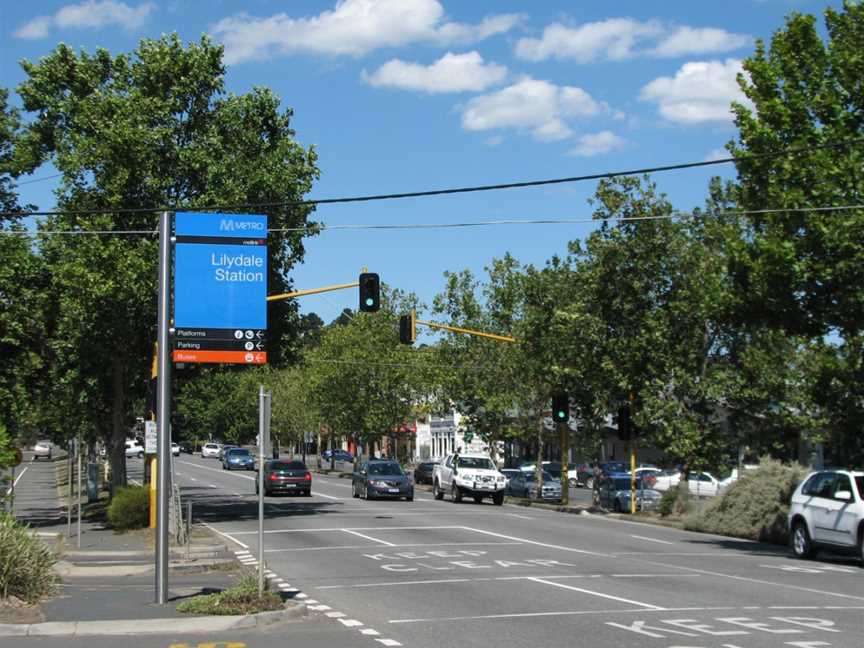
[433,452,506,505]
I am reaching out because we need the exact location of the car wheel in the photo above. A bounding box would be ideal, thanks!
[858,527,864,566]
[791,521,816,559]
[137,451,143,458]
[473,495,483,504]
[362,485,369,500]
[613,499,622,513]
[451,484,462,503]
[569,478,578,488]
[352,483,359,498]
[433,481,444,500]
[406,496,414,502]
[584,476,594,490]
[492,492,504,506]
[304,490,311,497]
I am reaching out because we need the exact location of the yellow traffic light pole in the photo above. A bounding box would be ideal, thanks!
[266,281,360,303]
[410,309,517,343]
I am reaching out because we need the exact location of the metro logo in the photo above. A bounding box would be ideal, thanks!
[219,219,265,232]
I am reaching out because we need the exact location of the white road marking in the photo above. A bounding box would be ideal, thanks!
[360,628,381,636]
[325,611,346,618]
[263,541,522,554]
[313,491,341,500]
[343,529,396,546]
[339,618,364,627]
[308,604,331,611]
[375,640,402,647]
[459,526,610,557]
[305,599,318,604]
[8,466,29,492]
[200,522,249,549]
[527,577,665,610]
[296,593,308,599]
[189,477,197,481]
[176,460,255,481]
[223,525,461,536]
[208,483,219,489]
[317,574,700,590]
[630,535,675,545]
[129,479,142,486]
[507,513,533,520]
[318,578,473,590]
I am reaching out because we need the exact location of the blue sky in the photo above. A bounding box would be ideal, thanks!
[2,0,843,326]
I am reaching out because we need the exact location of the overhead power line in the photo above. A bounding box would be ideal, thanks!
[3,203,863,238]
[2,137,863,219]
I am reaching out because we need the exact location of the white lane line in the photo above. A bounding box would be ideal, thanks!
[375,639,402,646]
[459,526,610,557]
[264,541,522,554]
[313,491,341,500]
[295,593,308,599]
[176,460,255,481]
[325,611,346,618]
[360,628,381,636]
[8,466,29,492]
[343,529,396,547]
[507,513,532,520]
[630,534,675,545]
[223,525,460,536]
[200,522,249,550]
[189,477,197,482]
[308,604,331,611]
[339,619,364,627]
[208,483,219,489]
[234,550,250,555]
[318,578,473,590]
[527,577,665,610]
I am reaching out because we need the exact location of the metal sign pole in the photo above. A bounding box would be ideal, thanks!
[258,384,266,597]
[76,439,82,548]
[155,211,173,604]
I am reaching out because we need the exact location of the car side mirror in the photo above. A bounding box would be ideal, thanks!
[835,490,853,501]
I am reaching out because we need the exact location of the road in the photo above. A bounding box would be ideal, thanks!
[170,454,864,648]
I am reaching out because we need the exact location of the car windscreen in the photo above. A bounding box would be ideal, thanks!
[525,471,555,482]
[368,462,403,476]
[456,457,495,470]
[228,449,250,456]
[855,476,864,499]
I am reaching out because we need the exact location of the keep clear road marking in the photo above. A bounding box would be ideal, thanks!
[343,529,397,546]
[526,576,665,610]
[630,534,675,545]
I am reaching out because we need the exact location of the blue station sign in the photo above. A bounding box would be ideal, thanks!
[173,212,268,364]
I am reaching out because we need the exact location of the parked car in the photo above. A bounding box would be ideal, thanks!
[353,460,413,501]
[256,459,312,496]
[568,462,595,488]
[501,469,523,495]
[506,470,562,502]
[413,460,438,485]
[788,469,864,562]
[322,449,354,462]
[201,443,222,459]
[32,441,52,461]
[719,465,760,490]
[171,442,180,457]
[634,467,662,488]
[597,473,662,512]
[125,440,144,458]
[222,447,255,471]
[433,452,506,505]
[218,444,237,460]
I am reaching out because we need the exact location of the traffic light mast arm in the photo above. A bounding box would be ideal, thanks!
[414,318,517,343]
[266,281,359,303]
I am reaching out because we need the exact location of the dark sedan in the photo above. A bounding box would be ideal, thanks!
[506,470,562,502]
[222,447,255,470]
[255,459,312,496]
[413,461,438,485]
[352,460,414,501]
[322,449,354,462]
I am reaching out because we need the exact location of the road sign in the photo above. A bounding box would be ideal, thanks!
[145,421,157,454]
[173,212,268,364]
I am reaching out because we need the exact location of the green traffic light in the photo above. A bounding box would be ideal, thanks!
[365,298,374,307]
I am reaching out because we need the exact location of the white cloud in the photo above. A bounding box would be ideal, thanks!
[704,147,731,162]
[211,0,523,64]
[461,77,605,142]
[362,52,507,93]
[515,18,749,63]
[639,58,751,124]
[14,1,154,39]
[568,131,628,157]
[651,26,751,58]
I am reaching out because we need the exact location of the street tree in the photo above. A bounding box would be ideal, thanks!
[17,35,319,492]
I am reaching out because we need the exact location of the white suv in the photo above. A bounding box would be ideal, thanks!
[433,452,506,505]
[788,469,864,562]
[201,443,222,459]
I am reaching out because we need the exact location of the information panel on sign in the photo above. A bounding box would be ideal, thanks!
[173,212,268,365]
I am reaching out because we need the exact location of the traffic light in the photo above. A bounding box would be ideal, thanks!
[359,272,380,312]
[399,309,416,345]
[552,392,569,423]
[617,404,631,441]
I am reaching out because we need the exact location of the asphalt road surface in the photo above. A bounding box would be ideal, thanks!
[168,454,864,648]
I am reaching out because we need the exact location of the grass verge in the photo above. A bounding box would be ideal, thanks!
[176,573,283,616]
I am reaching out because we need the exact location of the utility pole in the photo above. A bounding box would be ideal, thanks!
[155,210,172,604]
[558,420,569,506]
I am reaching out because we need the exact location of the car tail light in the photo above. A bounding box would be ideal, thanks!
[304,473,312,481]
[269,474,278,481]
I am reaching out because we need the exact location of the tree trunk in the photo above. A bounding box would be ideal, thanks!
[534,411,544,500]
[108,356,127,497]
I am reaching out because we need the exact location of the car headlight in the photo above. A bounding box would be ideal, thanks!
[457,473,472,482]
[497,475,505,482]
[369,480,388,487]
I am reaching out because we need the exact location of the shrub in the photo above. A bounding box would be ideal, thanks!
[657,485,679,517]
[683,457,808,544]
[177,572,283,615]
[0,513,58,603]
[107,485,149,531]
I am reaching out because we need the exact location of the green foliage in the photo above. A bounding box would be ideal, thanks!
[176,572,282,615]
[0,513,57,603]
[106,485,149,531]
[683,458,808,544]
[657,485,679,517]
